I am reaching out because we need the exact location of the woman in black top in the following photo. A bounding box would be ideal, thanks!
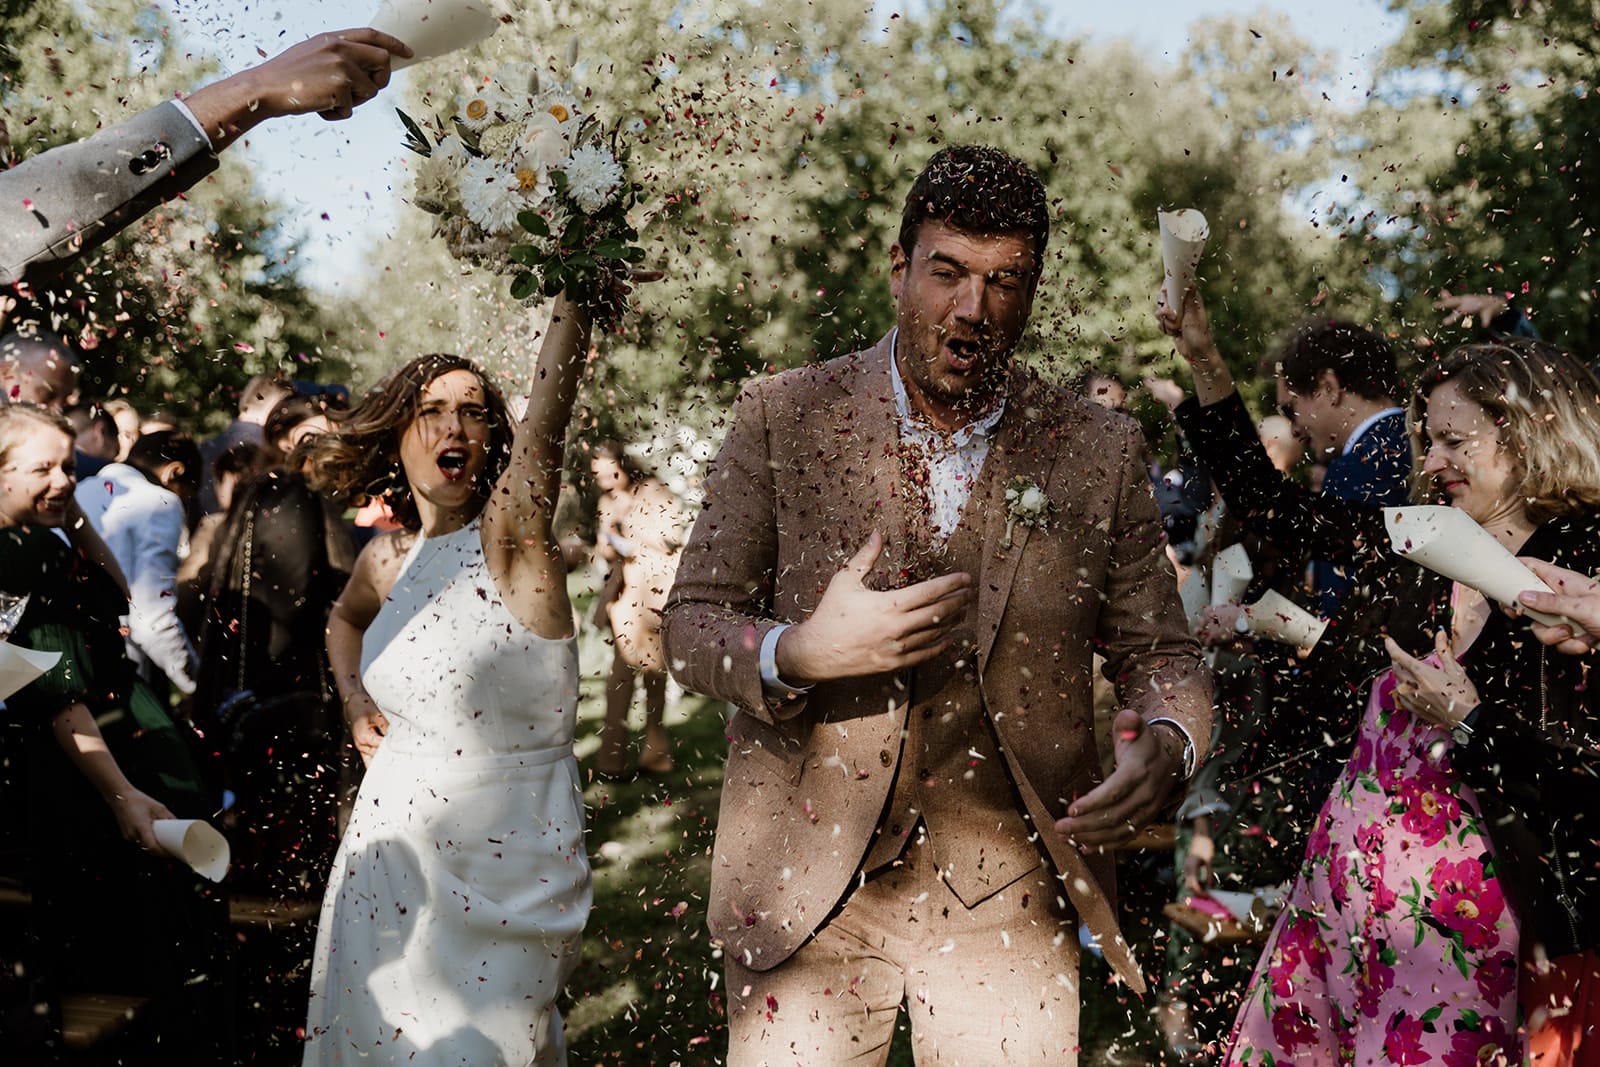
[1161,289,1600,1065]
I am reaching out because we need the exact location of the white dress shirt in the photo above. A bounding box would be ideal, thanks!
[74,463,200,694]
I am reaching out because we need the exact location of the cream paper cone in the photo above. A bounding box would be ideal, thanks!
[0,643,60,701]
[153,819,230,883]
[1210,543,1253,607]
[1384,506,1568,626]
[1158,208,1209,306]
[1243,589,1327,648]
[369,0,500,69]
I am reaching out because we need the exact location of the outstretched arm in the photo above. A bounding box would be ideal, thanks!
[483,294,593,638]
[183,29,413,150]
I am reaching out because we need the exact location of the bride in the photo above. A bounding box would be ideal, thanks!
[300,292,594,1065]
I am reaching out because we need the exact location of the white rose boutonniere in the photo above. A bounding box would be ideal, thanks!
[1003,477,1053,550]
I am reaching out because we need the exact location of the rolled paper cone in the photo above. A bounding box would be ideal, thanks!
[1158,208,1209,306]
[1210,543,1253,607]
[1178,566,1209,631]
[369,0,500,69]
[1384,506,1568,626]
[1243,590,1327,648]
[0,643,60,702]
[1205,889,1259,925]
[153,819,231,883]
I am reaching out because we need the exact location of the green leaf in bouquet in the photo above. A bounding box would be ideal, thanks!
[452,118,484,155]
[396,109,434,157]
[551,170,569,192]
[592,240,627,260]
[508,244,543,267]
[622,245,647,263]
[568,253,597,269]
[543,270,565,298]
[510,272,540,301]
[518,211,552,238]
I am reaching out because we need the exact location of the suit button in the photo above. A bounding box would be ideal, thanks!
[918,768,930,780]
[878,749,891,767]
[890,823,902,836]
[921,708,932,720]
[129,142,173,175]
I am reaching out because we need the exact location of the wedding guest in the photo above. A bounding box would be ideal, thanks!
[1,29,412,288]
[1267,317,1411,617]
[0,328,77,411]
[104,398,142,461]
[74,429,204,697]
[663,145,1211,1064]
[198,373,291,513]
[590,441,682,778]
[63,402,118,478]
[1160,287,1600,1066]
[0,404,230,1062]
[300,293,597,1064]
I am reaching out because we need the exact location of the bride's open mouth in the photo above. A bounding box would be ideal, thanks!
[436,447,471,481]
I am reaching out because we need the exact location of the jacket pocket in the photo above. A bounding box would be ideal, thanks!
[726,709,806,785]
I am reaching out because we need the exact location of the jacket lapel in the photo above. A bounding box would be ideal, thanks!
[833,337,917,592]
[976,369,1062,671]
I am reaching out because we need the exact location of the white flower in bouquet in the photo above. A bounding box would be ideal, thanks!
[460,155,524,236]
[411,135,469,213]
[514,109,574,178]
[564,144,624,214]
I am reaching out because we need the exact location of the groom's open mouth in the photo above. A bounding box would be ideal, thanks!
[436,447,471,481]
[942,336,984,373]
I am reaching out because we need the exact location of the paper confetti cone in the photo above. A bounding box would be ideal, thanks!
[1210,543,1253,606]
[1384,505,1568,626]
[369,0,500,68]
[1158,208,1209,306]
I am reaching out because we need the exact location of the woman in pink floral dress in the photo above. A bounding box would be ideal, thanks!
[1163,292,1600,1066]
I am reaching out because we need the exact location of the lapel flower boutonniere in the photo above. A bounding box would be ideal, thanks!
[1002,477,1053,550]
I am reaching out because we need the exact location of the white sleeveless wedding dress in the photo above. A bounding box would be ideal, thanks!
[303,519,591,1066]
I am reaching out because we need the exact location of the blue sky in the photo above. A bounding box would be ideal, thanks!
[155,0,1408,291]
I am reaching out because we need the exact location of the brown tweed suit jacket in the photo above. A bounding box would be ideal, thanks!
[661,336,1212,991]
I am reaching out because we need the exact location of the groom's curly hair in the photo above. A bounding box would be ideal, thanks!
[306,353,512,532]
[897,144,1049,269]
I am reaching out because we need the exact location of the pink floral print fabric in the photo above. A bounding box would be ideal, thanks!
[1223,666,1521,1066]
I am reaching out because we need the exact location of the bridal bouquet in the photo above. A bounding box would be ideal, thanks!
[398,62,644,323]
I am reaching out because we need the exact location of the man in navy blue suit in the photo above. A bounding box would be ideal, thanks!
[1269,319,1410,617]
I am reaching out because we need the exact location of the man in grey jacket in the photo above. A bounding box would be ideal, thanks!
[1,27,411,289]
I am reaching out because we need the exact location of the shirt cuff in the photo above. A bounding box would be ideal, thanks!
[759,623,812,699]
[1147,716,1198,779]
[170,98,214,151]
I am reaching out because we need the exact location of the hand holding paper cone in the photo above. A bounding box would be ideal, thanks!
[1158,208,1209,306]
[369,0,500,68]
[153,819,231,883]
[1385,506,1571,627]
[1242,590,1327,649]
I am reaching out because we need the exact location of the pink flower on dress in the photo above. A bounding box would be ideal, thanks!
[1444,1010,1516,1067]
[1399,771,1462,847]
[1369,872,1399,916]
[1270,1002,1321,1054]
[1384,1010,1431,1065]
[1375,737,1410,792]
[1355,936,1397,1019]
[1267,911,1328,999]
[1429,857,1506,951]
[1474,951,1518,1007]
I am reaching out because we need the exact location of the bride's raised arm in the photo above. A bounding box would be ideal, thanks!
[482,292,594,636]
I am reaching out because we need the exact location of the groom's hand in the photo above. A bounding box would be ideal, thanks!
[1055,709,1183,849]
[776,530,971,685]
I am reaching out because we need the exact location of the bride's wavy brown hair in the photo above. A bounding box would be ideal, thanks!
[306,354,512,532]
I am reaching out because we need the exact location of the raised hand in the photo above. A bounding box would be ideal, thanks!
[1055,709,1183,849]
[185,29,413,149]
[1154,285,1235,406]
[1435,289,1510,329]
[775,531,971,684]
[1516,558,1600,654]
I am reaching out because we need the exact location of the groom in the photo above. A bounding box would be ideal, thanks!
[662,145,1212,1063]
